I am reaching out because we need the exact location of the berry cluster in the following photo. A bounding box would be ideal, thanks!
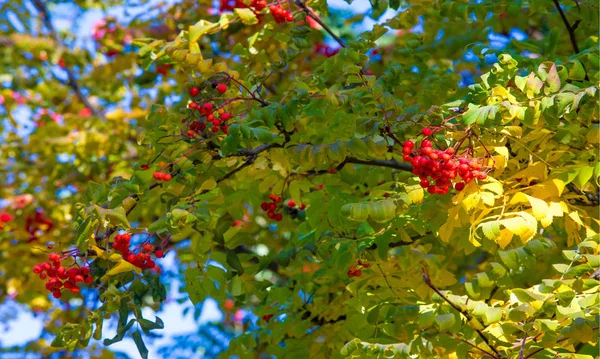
[269,4,294,23]
[347,260,370,278]
[402,128,489,194]
[153,172,172,181]
[283,199,306,220]
[32,253,93,299]
[112,233,163,270]
[187,101,231,135]
[260,194,283,221]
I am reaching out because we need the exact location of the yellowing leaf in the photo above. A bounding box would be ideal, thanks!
[234,8,259,25]
[405,184,424,204]
[510,192,549,220]
[498,212,537,244]
[103,259,142,280]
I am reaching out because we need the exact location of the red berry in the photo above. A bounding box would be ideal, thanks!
[261,202,270,211]
[422,128,432,136]
[299,203,307,210]
[454,182,465,191]
[52,291,62,299]
[202,103,213,113]
[222,125,229,134]
[403,147,412,155]
[445,147,455,155]
[216,84,227,94]
[155,250,164,258]
[420,180,430,188]
[427,185,437,194]
[32,265,43,274]
[221,113,231,121]
[189,87,199,97]
[163,173,172,181]
[70,287,80,294]
[143,244,154,252]
[403,140,414,148]
[287,200,296,208]
[421,140,432,148]
[48,253,60,262]
[274,213,283,221]
[422,147,433,156]
[403,155,412,162]
[211,125,219,133]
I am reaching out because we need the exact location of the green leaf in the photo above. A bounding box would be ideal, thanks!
[226,249,244,274]
[189,21,218,44]
[483,308,502,325]
[230,275,244,296]
[132,330,149,359]
[462,105,499,125]
[434,314,455,331]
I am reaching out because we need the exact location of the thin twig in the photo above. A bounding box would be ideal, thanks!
[294,0,346,48]
[422,266,502,359]
[32,0,105,119]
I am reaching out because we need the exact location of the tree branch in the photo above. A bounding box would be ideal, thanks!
[552,0,581,55]
[422,266,503,359]
[294,0,346,48]
[32,0,104,119]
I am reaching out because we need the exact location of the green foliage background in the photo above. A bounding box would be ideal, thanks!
[0,0,598,358]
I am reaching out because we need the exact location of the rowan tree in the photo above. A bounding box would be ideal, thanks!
[0,0,598,358]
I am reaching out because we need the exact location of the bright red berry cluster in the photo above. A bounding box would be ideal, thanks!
[112,233,162,270]
[32,253,93,299]
[187,102,231,135]
[153,172,172,181]
[347,260,370,277]
[260,194,283,221]
[402,128,489,194]
[269,4,294,23]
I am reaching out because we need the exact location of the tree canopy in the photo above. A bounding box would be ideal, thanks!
[0,0,599,358]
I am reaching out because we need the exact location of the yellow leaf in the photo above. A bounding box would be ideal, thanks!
[510,192,549,220]
[497,228,514,248]
[405,184,424,204]
[439,207,460,242]
[498,212,537,243]
[481,180,504,196]
[510,162,547,182]
[528,179,566,199]
[541,201,565,227]
[103,260,141,281]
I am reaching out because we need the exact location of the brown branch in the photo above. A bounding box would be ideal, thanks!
[552,0,580,54]
[301,156,412,177]
[32,0,104,119]
[422,266,503,359]
[294,0,346,48]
